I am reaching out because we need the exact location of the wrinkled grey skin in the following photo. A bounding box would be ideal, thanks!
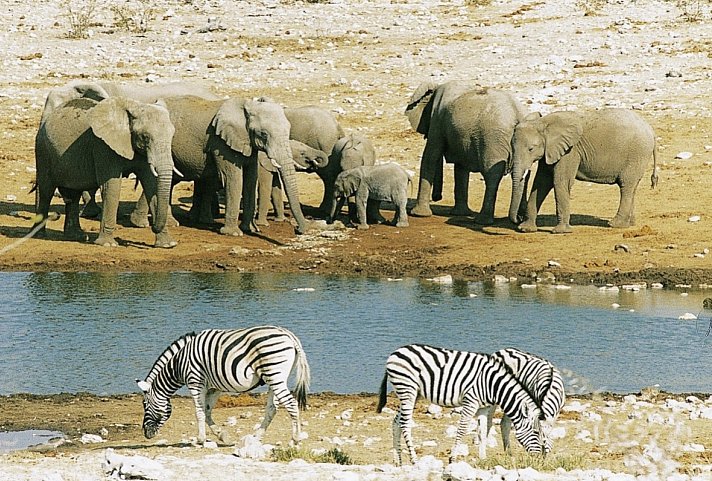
[327,163,411,230]
[33,97,176,248]
[41,80,220,222]
[256,140,328,226]
[406,80,528,225]
[280,106,376,216]
[509,108,658,233]
[148,95,309,236]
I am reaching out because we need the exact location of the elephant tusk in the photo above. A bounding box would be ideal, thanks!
[173,166,184,178]
[149,165,159,178]
[270,158,282,170]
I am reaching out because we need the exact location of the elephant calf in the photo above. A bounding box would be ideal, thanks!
[328,163,411,230]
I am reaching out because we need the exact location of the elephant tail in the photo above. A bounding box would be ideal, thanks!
[376,372,389,413]
[650,140,659,189]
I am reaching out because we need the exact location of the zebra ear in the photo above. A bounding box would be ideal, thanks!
[136,380,151,393]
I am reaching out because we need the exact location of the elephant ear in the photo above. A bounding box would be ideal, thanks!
[70,80,111,102]
[405,81,438,135]
[213,98,252,157]
[339,171,361,197]
[90,97,135,160]
[543,111,583,165]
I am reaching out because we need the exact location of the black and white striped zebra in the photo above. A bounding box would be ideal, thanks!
[476,347,566,458]
[377,344,545,465]
[136,325,310,446]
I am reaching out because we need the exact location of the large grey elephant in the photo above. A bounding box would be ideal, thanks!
[33,96,176,247]
[256,141,329,226]
[509,108,658,233]
[41,80,221,221]
[143,95,309,236]
[406,80,528,225]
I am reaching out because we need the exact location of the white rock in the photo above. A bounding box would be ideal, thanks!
[675,151,694,159]
[683,443,705,452]
[233,434,274,459]
[292,287,315,292]
[549,426,566,439]
[548,260,561,267]
[426,404,443,416]
[521,283,537,289]
[80,434,104,444]
[443,461,482,481]
[678,312,697,320]
[413,455,444,473]
[688,215,701,222]
[493,274,509,284]
[449,442,469,458]
[103,448,170,479]
[612,303,620,309]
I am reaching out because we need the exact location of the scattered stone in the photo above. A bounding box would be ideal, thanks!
[547,259,561,267]
[428,274,453,284]
[614,243,630,253]
[675,151,694,159]
[688,215,701,222]
[80,433,104,444]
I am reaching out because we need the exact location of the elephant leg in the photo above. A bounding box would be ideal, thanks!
[240,160,258,234]
[395,198,409,227]
[552,169,574,234]
[59,188,87,242]
[319,173,336,217]
[451,163,474,217]
[366,198,386,224]
[475,162,505,225]
[271,174,286,222]
[519,171,553,233]
[355,190,369,230]
[95,177,122,247]
[609,181,639,228]
[129,189,151,228]
[190,178,219,225]
[411,139,444,217]
[256,166,273,227]
[80,189,102,219]
[219,163,244,236]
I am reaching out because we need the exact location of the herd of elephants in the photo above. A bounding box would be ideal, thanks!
[32,78,658,247]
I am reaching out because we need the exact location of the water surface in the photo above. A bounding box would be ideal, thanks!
[0,272,710,395]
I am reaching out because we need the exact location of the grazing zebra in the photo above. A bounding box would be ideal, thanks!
[136,325,311,446]
[475,347,566,458]
[377,344,545,465]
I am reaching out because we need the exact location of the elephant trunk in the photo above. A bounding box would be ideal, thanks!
[509,165,529,224]
[271,141,308,235]
[147,145,174,234]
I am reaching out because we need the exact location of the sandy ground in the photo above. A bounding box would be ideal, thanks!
[2,0,712,478]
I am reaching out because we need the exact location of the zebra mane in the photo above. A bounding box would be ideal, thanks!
[144,331,196,385]
[487,353,544,417]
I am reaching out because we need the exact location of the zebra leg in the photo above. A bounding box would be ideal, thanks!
[190,389,208,446]
[451,397,481,462]
[262,378,303,445]
[475,405,494,460]
[255,388,277,440]
[205,389,232,445]
[396,390,418,464]
[391,412,403,466]
[501,415,512,452]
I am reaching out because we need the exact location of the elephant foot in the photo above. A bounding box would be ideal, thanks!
[474,212,495,225]
[450,205,474,217]
[356,223,369,230]
[608,216,633,229]
[255,218,269,227]
[395,220,409,228]
[154,232,177,248]
[94,233,118,247]
[552,223,573,234]
[273,215,287,222]
[64,229,89,242]
[518,221,539,233]
[410,203,432,217]
[220,225,244,236]
[129,210,150,228]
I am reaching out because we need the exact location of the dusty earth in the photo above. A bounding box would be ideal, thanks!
[2,0,712,477]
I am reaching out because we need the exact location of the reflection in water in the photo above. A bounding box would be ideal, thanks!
[1,272,711,395]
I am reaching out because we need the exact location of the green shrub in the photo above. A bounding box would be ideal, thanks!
[271,446,353,465]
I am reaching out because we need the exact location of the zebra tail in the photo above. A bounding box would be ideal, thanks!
[376,373,388,413]
[293,345,311,411]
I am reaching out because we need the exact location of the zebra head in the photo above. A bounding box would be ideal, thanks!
[513,402,548,455]
[137,379,172,439]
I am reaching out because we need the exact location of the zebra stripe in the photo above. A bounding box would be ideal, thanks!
[137,325,310,446]
[377,344,544,465]
[476,347,566,457]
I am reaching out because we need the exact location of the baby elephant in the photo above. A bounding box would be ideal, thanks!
[328,163,410,229]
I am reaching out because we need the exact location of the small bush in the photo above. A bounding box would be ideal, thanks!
[271,446,353,465]
[676,0,708,21]
[576,0,608,15]
[470,452,586,471]
[60,0,99,39]
[110,0,156,34]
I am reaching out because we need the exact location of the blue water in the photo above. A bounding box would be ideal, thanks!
[0,272,710,395]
